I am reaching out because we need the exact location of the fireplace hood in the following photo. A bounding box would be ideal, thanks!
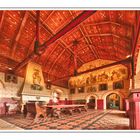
[19,62,50,103]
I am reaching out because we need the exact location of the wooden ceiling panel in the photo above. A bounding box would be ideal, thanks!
[0,11,26,53]
[39,26,52,44]
[83,11,109,25]
[0,44,11,57]
[44,11,73,34]
[84,23,111,35]
[61,27,83,46]
[34,10,53,21]
[14,44,29,61]
[0,10,138,87]
[18,15,36,47]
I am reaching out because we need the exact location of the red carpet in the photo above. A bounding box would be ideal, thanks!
[0,110,129,130]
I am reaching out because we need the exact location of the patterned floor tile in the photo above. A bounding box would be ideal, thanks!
[0,109,129,130]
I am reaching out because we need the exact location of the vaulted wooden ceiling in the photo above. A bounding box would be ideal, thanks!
[0,10,139,87]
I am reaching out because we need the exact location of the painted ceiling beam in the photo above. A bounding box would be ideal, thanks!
[52,57,132,82]
[58,40,85,64]
[0,11,5,31]
[84,21,133,30]
[48,49,66,73]
[39,11,96,51]
[86,34,131,42]
[14,11,96,72]
[79,25,100,59]
[11,12,28,58]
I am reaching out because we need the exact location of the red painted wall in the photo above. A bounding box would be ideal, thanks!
[129,91,140,129]
[97,99,104,109]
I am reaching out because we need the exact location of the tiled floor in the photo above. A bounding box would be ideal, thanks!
[0,109,129,130]
[0,118,23,130]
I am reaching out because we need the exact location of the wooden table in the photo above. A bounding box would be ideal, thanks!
[44,104,87,118]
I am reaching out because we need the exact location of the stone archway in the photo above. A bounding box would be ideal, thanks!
[106,93,120,109]
[102,91,124,110]
[86,94,98,109]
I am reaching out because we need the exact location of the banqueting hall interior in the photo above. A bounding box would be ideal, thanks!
[0,10,140,130]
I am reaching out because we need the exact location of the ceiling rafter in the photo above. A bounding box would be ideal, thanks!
[80,24,101,59]
[86,33,131,43]
[108,11,118,59]
[29,11,53,34]
[42,39,84,68]
[25,11,55,62]
[69,11,100,60]
[80,26,100,59]
[84,21,133,30]
[14,11,96,72]
[48,49,66,73]
[41,11,54,22]
[26,11,54,55]
[42,40,85,68]
[44,40,84,75]
[84,20,133,45]
[0,10,137,88]
[26,11,53,57]
[11,12,28,58]
[0,11,5,31]
[27,11,85,67]
[59,40,85,63]
[42,41,84,69]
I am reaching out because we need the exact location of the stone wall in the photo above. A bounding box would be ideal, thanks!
[0,72,69,103]
[69,80,129,110]
[0,72,24,98]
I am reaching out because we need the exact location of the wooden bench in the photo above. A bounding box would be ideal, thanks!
[25,102,46,121]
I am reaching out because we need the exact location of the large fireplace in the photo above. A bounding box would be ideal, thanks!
[20,62,50,103]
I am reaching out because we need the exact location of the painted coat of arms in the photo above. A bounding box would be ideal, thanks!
[31,69,43,90]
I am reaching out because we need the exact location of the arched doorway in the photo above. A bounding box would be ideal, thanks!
[106,93,120,109]
[87,96,96,109]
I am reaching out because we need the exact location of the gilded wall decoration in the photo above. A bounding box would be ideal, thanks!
[22,62,45,94]
[69,60,128,88]
[31,68,43,90]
